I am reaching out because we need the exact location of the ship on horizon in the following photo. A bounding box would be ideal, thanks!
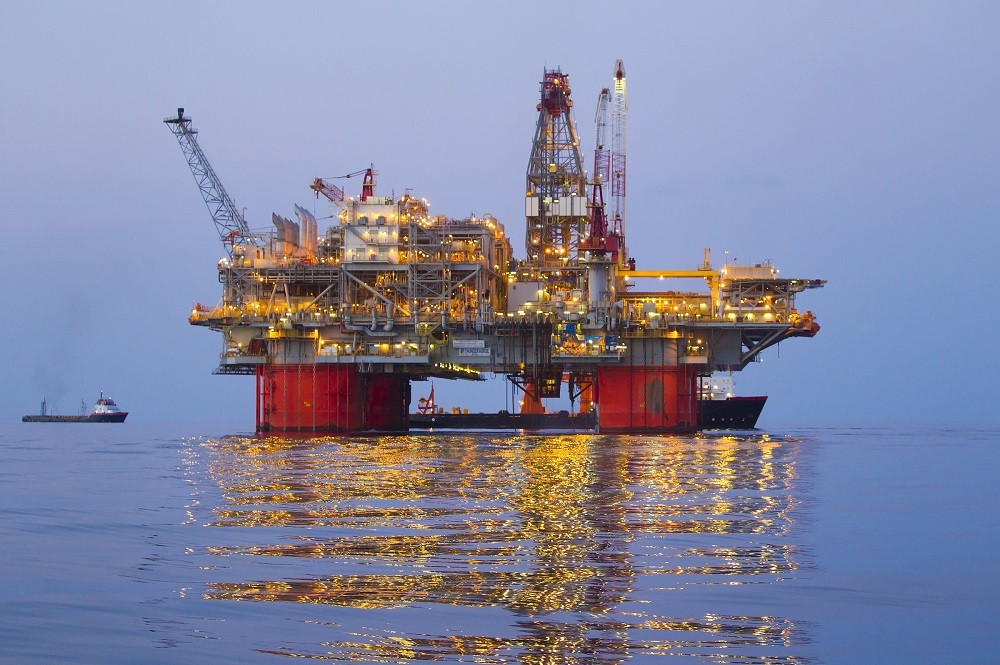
[22,393,128,423]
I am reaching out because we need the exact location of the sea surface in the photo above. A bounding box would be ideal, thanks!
[0,423,996,664]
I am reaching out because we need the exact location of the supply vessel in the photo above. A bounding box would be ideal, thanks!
[697,375,767,429]
[408,375,766,431]
[23,394,128,423]
[166,60,824,434]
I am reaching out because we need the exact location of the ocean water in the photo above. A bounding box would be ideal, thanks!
[0,424,996,664]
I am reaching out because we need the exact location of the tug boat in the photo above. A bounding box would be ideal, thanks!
[22,393,128,423]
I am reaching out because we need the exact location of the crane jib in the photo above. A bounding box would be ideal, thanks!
[164,108,260,257]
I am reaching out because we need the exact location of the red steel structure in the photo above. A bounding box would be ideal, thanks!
[256,365,408,432]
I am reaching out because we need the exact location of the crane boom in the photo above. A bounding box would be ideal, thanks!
[310,178,346,203]
[594,88,610,186]
[581,88,611,253]
[610,60,627,242]
[164,108,259,257]
[310,166,377,204]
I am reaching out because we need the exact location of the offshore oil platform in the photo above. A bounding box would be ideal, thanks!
[166,61,824,434]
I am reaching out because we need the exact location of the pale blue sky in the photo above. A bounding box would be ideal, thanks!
[2,1,997,428]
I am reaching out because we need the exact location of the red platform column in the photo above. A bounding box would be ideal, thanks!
[364,373,409,431]
[578,382,594,415]
[519,379,546,415]
[256,364,409,433]
[595,365,698,433]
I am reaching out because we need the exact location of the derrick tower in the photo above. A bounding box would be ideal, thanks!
[524,68,588,289]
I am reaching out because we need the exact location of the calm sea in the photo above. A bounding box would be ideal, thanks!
[0,424,996,664]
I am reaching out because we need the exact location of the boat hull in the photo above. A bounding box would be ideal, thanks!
[698,396,766,429]
[409,410,594,431]
[22,413,128,423]
[409,396,767,432]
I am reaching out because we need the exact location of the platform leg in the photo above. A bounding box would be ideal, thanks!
[596,365,698,433]
[257,365,409,433]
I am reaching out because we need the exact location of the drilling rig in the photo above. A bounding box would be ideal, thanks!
[167,63,824,434]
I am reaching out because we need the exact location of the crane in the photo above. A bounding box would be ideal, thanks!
[164,108,259,257]
[580,87,613,254]
[310,165,377,204]
[609,60,629,266]
[310,178,345,203]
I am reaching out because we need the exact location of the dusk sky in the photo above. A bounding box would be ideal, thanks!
[3,1,997,429]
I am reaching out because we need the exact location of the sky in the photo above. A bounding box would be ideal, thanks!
[2,1,998,429]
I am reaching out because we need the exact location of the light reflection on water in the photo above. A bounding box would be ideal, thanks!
[186,432,812,663]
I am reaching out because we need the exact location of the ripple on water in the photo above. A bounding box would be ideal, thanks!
[182,432,813,662]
